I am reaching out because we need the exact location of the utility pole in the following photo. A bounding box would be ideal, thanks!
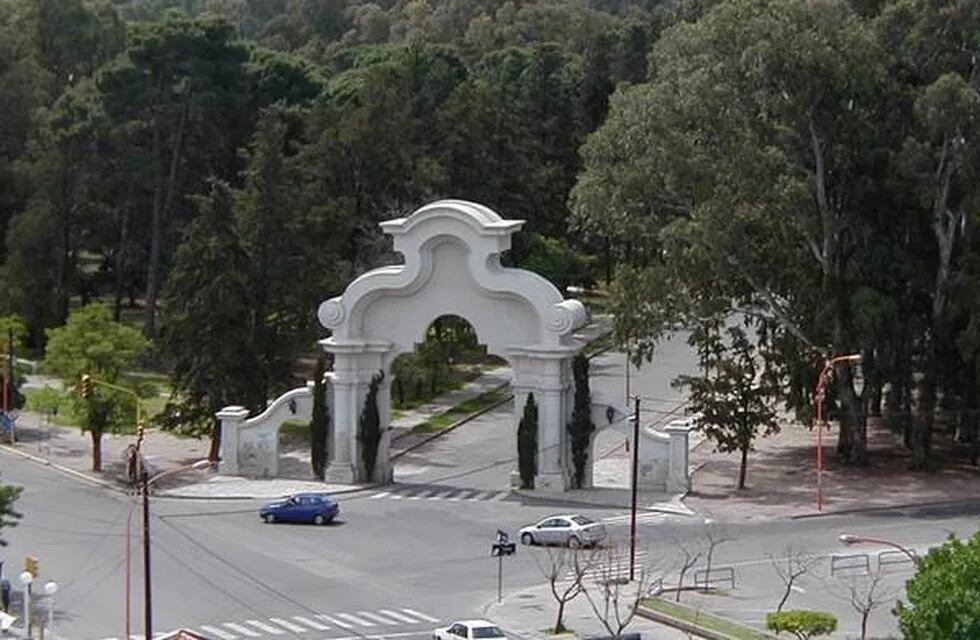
[629,395,640,581]
[142,466,152,640]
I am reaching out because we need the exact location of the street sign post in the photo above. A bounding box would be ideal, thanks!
[491,530,516,603]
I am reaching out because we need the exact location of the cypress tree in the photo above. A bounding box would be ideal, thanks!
[358,370,384,481]
[518,393,539,489]
[310,355,328,480]
[568,354,595,489]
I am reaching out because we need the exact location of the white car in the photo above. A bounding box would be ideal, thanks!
[519,514,607,548]
[433,620,507,640]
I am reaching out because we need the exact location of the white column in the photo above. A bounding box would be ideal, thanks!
[325,358,357,484]
[664,420,695,494]
[215,406,249,475]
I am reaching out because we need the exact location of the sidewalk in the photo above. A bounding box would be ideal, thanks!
[684,415,980,521]
[485,582,690,639]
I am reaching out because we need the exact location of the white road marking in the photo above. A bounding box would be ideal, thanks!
[390,493,404,500]
[222,622,261,637]
[270,617,308,632]
[489,491,509,501]
[369,492,390,499]
[469,491,493,501]
[401,608,440,623]
[358,611,400,625]
[198,625,238,640]
[336,612,375,626]
[317,614,354,629]
[294,615,331,630]
[245,619,285,634]
[430,490,455,500]
[380,609,428,624]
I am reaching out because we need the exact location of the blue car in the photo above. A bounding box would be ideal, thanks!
[260,493,339,525]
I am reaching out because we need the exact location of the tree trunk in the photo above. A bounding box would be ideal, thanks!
[113,209,129,322]
[144,93,190,337]
[554,599,566,633]
[91,430,102,472]
[738,443,748,489]
[911,368,936,470]
[56,143,76,325]
[839,368,867,466]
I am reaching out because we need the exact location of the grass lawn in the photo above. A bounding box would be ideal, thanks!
[641,597,774,640]
[411,388,510,433]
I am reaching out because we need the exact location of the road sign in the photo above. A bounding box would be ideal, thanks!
[491,542,516,557]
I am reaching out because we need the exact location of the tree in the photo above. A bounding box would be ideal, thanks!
[568,353,595,489]
[842,570,892,640]
[358,370,384,481]
[42,304,147,471]
[770,546,823,613]
[158,180,263,461]
[517,392,538,489]
[581,540,656,639]
[896,532,980,639]
[674,323,781,489]
[534,545,593,634]
[0,472,21,546]
[766,610,837,640]
[309,355,328,480]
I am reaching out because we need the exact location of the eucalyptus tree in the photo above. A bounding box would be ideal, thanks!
[572,0,893,464]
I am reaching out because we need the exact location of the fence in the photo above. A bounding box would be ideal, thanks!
[830,553,870,576]
[693,566,736,590]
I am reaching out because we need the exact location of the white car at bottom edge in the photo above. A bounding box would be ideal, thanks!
[433,619,507,640]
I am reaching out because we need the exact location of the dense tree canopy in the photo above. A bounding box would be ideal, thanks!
[0,0,976,476]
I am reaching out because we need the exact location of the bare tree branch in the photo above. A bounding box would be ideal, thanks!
[580,540,658,639]
[533,545,594,634]
[769,545,823,612]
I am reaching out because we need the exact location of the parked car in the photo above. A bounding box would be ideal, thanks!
[518,514,606,548]
[259,493,339,525]
[433,620,507,640]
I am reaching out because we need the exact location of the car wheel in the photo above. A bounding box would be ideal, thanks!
[263,514,274,524]
[521,532,534,546]
[313,515,325,525]
[567,535,581,549]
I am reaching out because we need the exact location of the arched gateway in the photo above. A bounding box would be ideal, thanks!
[217,199,589,491]
[318,199,588,491]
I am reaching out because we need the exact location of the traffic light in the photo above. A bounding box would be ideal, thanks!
[24,556,38,578]
[137,419,145,439]
[80,374,93,398]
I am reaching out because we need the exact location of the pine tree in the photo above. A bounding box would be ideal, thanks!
[518,393,538,489]
[0,472,21,547]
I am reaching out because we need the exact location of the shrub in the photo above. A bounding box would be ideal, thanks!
[766,610,837,639]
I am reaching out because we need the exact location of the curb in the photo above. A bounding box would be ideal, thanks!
[391,386,513,461]
[0,443,123,493]
[790,496,980,520]
[637,603,778,640]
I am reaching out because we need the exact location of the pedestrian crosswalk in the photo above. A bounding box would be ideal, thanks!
[564,550,650,583]
[92,607,441,640]
[598,511,668,526]
[365,484,513,503]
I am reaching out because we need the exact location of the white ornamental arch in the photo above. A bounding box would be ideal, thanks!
[318,199,588,490]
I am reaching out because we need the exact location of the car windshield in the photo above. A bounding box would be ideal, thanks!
[571,516,595,526]
[472,626,505,638]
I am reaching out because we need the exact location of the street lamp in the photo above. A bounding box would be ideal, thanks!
[839,533,918,564]
[18,571,31,636]
[814,354,861,512]
[132,458,214,640]
[43,581,57,634]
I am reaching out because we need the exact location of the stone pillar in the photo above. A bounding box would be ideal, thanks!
[665,420,695,494]
[512,347,576,493]
[324,357,358,484]
[216,406,249,475]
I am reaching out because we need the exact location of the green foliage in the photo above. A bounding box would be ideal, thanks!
[519,234,596,291]
[765,610,837,639]
[310,355,328,480]
[896,532,980,639]
[0,472,22,547]
[517,392,538,489]
[358,370,384,481]
[674,322,781,489]
[567,354,594,489]
[43,304,146,383]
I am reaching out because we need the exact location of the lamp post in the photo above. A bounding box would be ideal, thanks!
[133,459,213,640]
[629,395,640,581]
[814,354,861,512]
[43,581,57,635]
[19,571,31,637]
[839,533,918,564]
